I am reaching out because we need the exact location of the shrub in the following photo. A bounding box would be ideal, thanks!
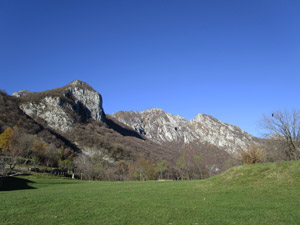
[239,146,266,164]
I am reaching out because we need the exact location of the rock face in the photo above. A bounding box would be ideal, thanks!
[112,108,258,155]
[190,114,256,155]
[20,96,74,132]
[67,80,104,121]
[18,80,104,132]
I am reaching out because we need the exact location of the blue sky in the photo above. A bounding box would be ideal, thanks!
[1,0,299,137]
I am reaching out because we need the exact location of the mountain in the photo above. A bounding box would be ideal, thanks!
[1,80,260,179]
[1,81,177,180]
[112,108,259,156]
[9,80,173,157]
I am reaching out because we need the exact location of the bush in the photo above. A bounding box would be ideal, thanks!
[239,146,266,164]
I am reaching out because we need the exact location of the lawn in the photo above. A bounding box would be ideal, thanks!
[1,160,300,225]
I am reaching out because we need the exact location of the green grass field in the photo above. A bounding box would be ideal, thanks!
[1,160,300,225]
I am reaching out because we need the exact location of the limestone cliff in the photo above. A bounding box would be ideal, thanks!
[17,80,104,132]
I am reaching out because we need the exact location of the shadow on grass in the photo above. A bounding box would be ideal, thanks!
[0,176,36,191]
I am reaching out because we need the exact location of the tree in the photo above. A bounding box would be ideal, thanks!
[193,154,203,179]
[261,110,300,160]
[0,128,16,173]
[74,154,92,180]
[10,128,36,166]
[0,127,14,152]
[73,153,107,180]
[44,144,59,167]
[31,140,47,166]
[157,160,168,180]
[116,160,128,181]
[0,127,32,173]
[131,159,158,181]
[176,156,185,180]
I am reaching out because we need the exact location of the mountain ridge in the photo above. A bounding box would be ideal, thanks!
[112,108,259,155]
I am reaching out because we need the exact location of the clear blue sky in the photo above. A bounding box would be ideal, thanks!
[1,0,299,137]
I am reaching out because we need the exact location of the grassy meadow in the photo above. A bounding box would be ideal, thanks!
[1,160,300,225]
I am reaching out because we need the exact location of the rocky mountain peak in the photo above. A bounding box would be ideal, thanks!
[18,81,104,132]
[68,80,93,89]
[70,80,86,86]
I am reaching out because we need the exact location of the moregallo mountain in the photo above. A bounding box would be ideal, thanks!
[0,80,260,179]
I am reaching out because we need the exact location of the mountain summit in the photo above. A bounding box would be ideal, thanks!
[16,80,104,132]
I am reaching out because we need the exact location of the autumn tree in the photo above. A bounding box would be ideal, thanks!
[0,127,14,152]
[261,110,300,160]
[31,140,47,166]
[0,128,14,175]
[0,128,18,172]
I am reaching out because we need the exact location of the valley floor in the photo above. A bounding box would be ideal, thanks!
[1,160,300,225]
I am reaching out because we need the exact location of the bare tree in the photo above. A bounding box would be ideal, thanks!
[44,144,59,167]
[261,110,300,160]
[74,153,108,180]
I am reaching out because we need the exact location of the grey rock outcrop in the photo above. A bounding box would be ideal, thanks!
[20,96,74,132]
[12,90,32,97]
[67,80,104,122]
